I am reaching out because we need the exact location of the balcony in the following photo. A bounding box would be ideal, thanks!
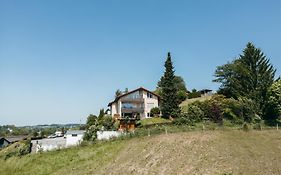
[121,98,144,103]
[121,107,144,113]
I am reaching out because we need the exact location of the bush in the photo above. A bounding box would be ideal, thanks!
[187,89,201,99]
[84,125,99,141]
[238,97,259,123]
[173,113,193,125]
[223,98,244,124]
[100,115,115,130]
[222,96,259,124]
[177,90,187,103]
[175,104,205,125]
[265,80,281,121]
[253,123,263,130]
[150,107,160,117]
[242,122,251,132]
[3,140,31,160]
[113,120,120,130]
[180,94,261,126]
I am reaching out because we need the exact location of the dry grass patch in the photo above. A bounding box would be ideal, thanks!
[1,130,280,175]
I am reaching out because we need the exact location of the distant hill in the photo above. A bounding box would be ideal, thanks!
[22,123,81,129]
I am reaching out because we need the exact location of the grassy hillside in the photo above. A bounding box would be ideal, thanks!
[137,117,171,127]
[180,95,212,107]
[1,130,280,175]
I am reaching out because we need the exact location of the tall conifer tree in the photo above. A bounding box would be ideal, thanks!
[214,42,276,115]
[160,52,181,118]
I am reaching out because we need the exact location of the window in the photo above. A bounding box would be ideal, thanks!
[125,91,140,99]
[147,113,150,117]
[72,134,78,137]
[147,92,153,98]
[122,103,134,109]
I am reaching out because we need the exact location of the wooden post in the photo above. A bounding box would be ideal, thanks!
[165,127,168,135]
[148,129,150,137]
[277,123,279,131]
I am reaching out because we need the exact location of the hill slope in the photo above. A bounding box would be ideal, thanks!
[180,95,212,108]
[1,130,281,175]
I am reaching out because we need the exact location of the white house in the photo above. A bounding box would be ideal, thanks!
[108,87,161,119]
[65,130,85,147]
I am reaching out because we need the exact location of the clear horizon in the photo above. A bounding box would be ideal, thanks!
[1,0,281,126]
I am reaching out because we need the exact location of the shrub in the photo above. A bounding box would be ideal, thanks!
[198,95,225,123]
[173,114,193,125]
[185,105,205,122]
[113,120,120,130]
[242,122,251,132]
[176,104,205,125]
[208,101,223,123]
[100,115,115,130]
[253,123,263,130]
[18,139,31,156]
[177,90,187,103]
[150,107,161,117]
[223,96,259,124]
[223,98,244,124]
[3,140,31,160]
[84,125,99,141]
[265,80,281,121]
[187,89,201,99]
[238,97,259,123]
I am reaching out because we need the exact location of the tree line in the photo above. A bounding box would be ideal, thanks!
[160,42,281,126]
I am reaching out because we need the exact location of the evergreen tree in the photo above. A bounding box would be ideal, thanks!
[124,88,129,93]
[214,42,276,116]
[115,89,122,98]
[157,75,188,103]
[160,52,181,118]
[98,108,105,118]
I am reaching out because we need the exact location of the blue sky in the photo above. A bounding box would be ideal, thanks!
[0,0,280,126]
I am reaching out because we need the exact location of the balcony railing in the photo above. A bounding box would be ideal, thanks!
[121,107,144,113]
[121,98,144,103]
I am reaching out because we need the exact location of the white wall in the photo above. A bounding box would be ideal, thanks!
[97,131,121,140]
[111,103,117,116]
[31,137,66,153]
[143,91,159,118]
[66,134,84,147]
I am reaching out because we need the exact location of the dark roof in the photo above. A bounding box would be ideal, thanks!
[0,137,11,143]
[108,87,161,106]
[6,135,28,143]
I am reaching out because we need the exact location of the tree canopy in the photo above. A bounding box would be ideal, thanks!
[157,73,188,103]
[213,42,276,116]
[265,80,281,121]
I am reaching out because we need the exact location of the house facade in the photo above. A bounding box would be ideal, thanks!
[108,87,160,119]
